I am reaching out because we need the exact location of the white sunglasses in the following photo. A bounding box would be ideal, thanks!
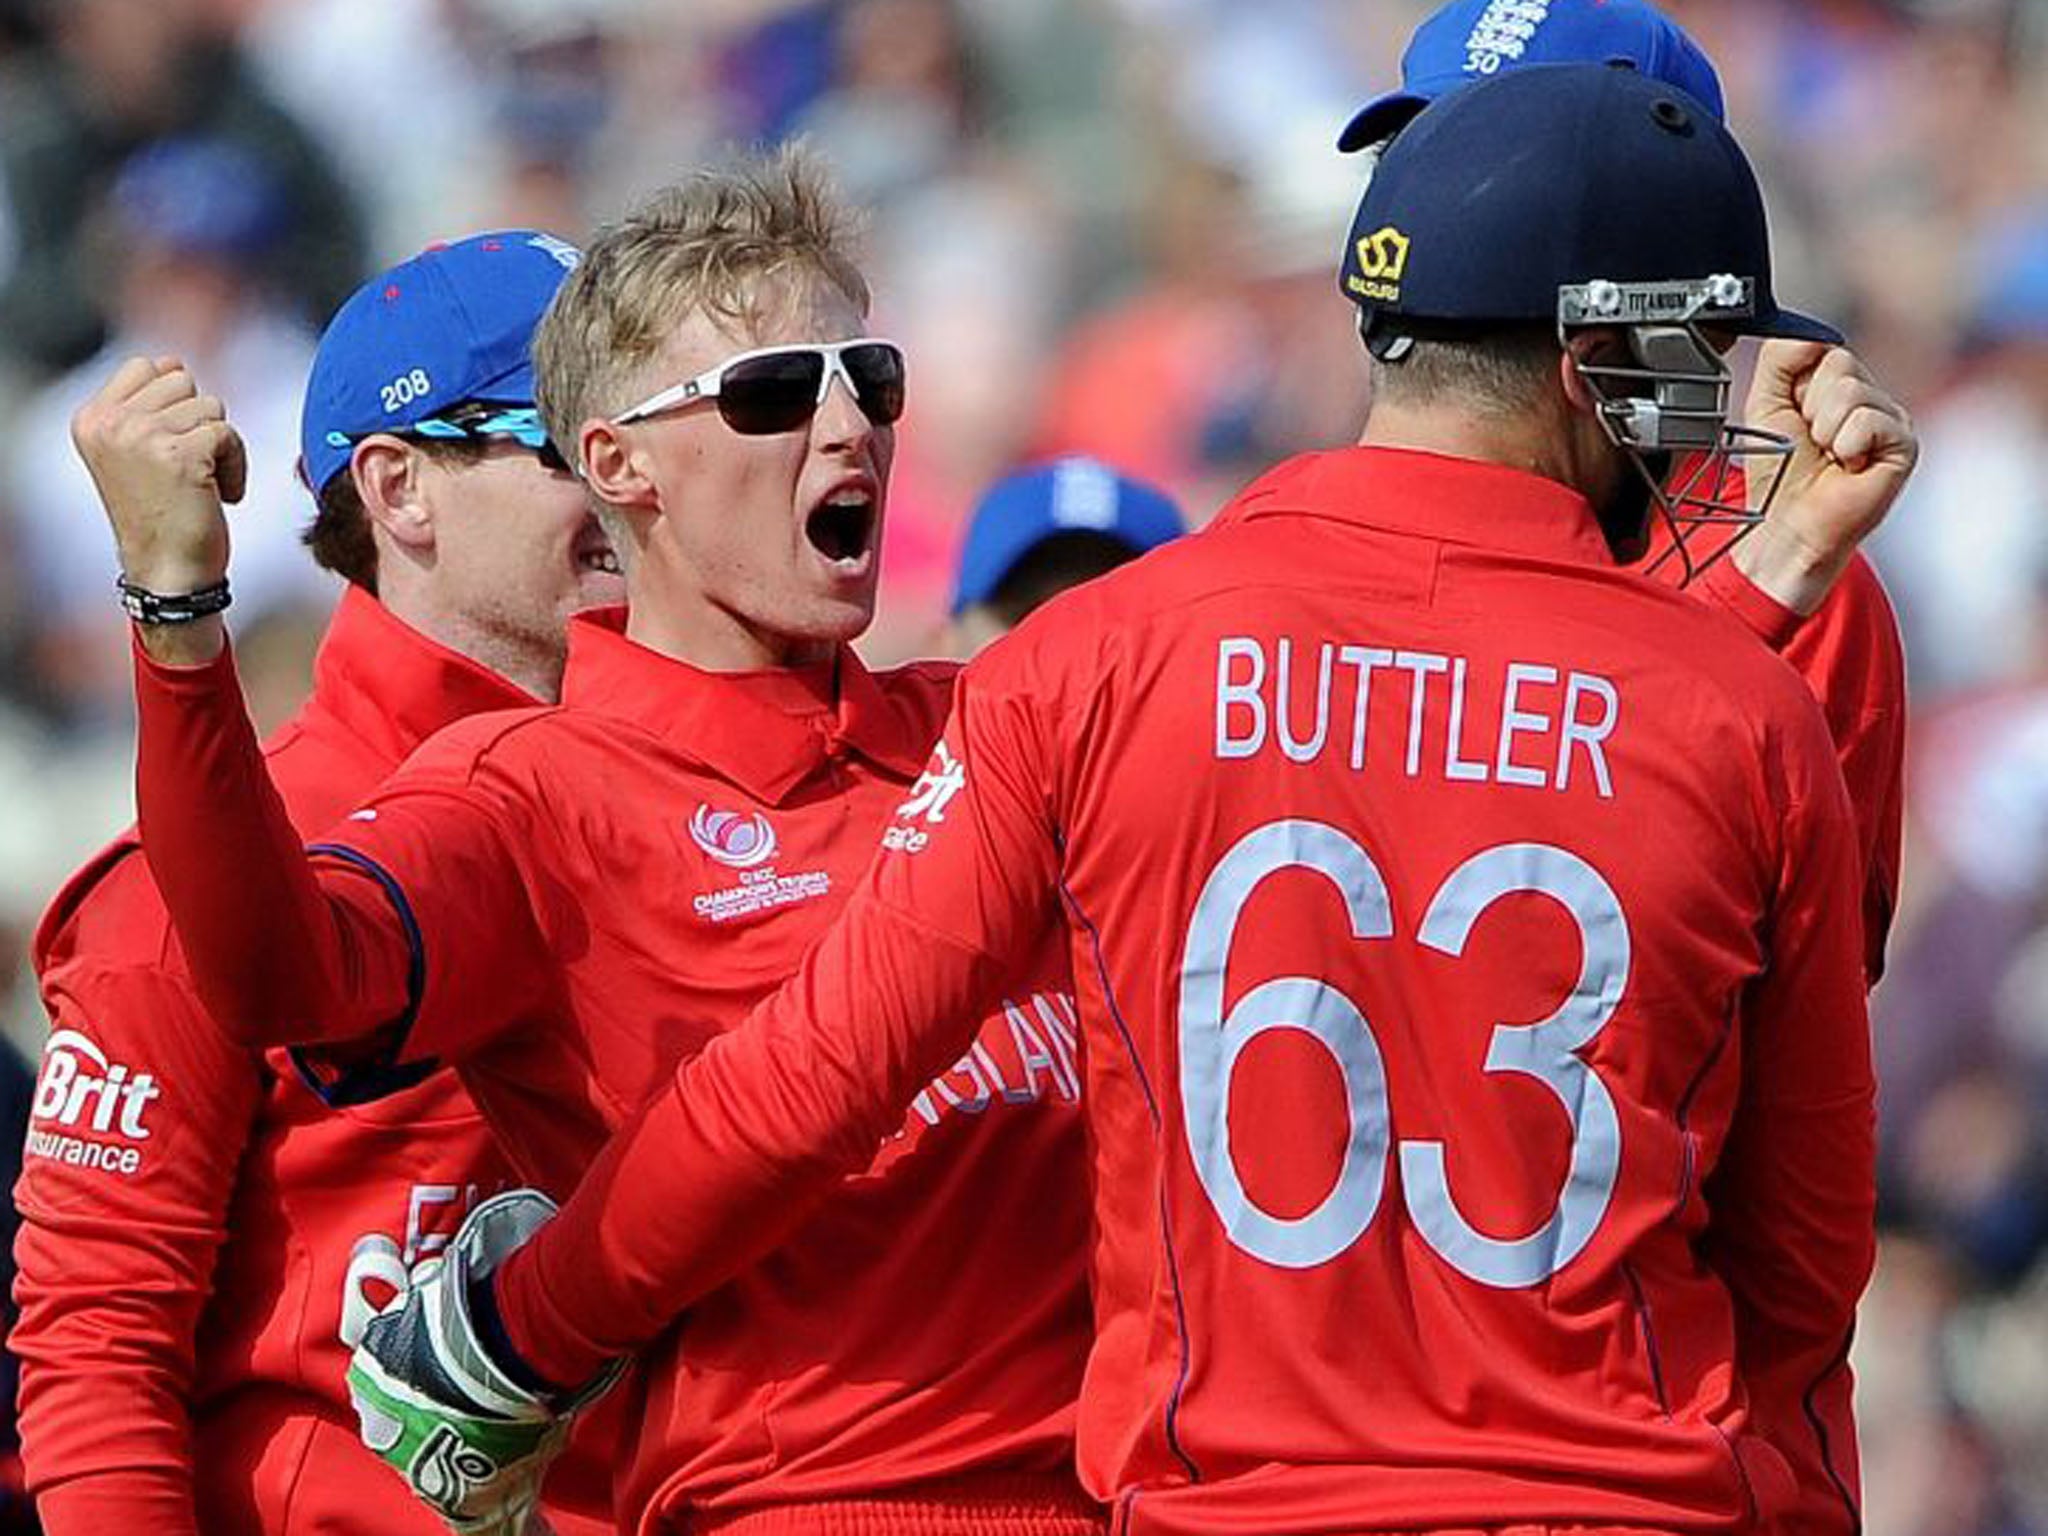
[613,338,907,436]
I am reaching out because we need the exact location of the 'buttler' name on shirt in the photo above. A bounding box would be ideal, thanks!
[1215,635,1623,798]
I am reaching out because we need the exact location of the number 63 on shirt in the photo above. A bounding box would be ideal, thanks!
[1180,819,1626,1286]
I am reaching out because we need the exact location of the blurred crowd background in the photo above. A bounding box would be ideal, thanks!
[0,0,2044,1530]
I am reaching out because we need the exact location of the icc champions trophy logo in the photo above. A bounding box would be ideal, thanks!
[689,805,780,869]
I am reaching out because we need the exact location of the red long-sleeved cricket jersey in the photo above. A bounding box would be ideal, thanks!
[1691,551,1904,987]
[1623,506,1907,1536]
[492,448,1878,1536]
[1677,554,1902,1536]
[127,608,1099,1536]
[12,587,611,1536]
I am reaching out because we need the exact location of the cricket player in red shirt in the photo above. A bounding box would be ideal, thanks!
[90,152,1098,1536]
[398,67,1912,1535]
[10,232,623,1536]
[1334,0,1907,987]
[1329,17,1909,1520]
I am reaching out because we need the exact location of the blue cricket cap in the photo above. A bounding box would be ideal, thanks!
[300,230,583,495]
[1337,0,1725,152]
[1339,63,1839,345]
[951,458,1185,616]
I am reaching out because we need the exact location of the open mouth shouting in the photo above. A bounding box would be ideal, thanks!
[805,478,880,574]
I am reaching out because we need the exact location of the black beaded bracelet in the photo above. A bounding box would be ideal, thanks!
[116,574,233,625]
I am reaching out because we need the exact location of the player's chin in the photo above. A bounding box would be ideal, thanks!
[790,585,878,646]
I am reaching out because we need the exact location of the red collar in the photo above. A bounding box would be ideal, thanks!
[560,607,935,804]
[307,586,537,763]
[1224,447,1619,568]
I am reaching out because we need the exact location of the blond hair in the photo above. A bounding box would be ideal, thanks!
[534,145,871,465]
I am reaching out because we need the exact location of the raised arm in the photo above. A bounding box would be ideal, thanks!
[1719,341,1916,620]
[132,638,422,1047]
[1697,341,1914,981]
[78,359,541,1061]
[72,357,406,1048]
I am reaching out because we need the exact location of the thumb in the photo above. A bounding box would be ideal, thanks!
[209,423,250,506]
[1748,338,1830,418]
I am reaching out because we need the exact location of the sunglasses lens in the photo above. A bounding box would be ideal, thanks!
[717,351,827,435]
[844,343,906,426]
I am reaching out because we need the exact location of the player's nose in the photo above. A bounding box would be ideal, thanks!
[812,365,875,455]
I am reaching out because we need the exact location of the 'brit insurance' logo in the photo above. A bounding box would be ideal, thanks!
[26,1029,162,1177]
[886,742,967,854]
[897,742,966,824]
[689,805,779,869]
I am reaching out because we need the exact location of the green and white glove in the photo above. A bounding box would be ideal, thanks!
[347,1190,593,1535]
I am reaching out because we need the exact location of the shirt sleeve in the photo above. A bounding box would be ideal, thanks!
[1779,557,1905,986]
[1699,701,1877,1536]
[1695,553,1906,983]
[491,650,1068,1391]
[132,635,551,1070]
[12,956,262,1536]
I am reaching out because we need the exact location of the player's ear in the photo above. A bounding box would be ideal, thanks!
[1559,329,1617,418]
[579,418,659,513]
[352,437,436,554]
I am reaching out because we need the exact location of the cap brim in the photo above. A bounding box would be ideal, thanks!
[467,357,541,409]
[1751,306,1844,346]
[1337,91,1429,153]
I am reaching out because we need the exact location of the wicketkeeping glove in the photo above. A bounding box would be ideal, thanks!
[346,1190,611,1535]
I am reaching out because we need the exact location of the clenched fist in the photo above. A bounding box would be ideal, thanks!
[1733,341,1917,615]
[72,356,249,660]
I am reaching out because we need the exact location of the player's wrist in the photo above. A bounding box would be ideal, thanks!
[131,613,227,668]
[1729,520,1848,617]
[113,544,229,597]
[468,1265,579,1406]
[117,572,232,624]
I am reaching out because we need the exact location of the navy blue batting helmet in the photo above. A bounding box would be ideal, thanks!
[1338,62,1839,346]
